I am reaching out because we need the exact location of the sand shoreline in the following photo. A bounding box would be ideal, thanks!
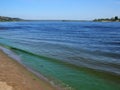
[0,49,59,90]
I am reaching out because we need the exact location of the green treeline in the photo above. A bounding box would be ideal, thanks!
[0,16,23,22]
[93,16,120,22]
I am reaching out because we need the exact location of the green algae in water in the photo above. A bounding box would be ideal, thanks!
[12,49,120,90]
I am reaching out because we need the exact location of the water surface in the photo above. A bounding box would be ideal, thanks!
[0,21,120,90]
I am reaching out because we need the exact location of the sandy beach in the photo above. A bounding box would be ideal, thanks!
[0,50,57,90]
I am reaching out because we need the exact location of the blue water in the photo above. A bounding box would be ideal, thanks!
[0,21,120,90]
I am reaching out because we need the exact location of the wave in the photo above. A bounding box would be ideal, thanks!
[0,42,81,69]
[0,40,120,76]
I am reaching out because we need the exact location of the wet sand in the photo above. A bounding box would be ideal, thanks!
[0,50,57,90]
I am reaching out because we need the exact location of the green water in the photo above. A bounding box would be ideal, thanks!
[12,49,120,90]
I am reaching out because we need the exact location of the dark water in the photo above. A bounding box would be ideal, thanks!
[0,21,120,90]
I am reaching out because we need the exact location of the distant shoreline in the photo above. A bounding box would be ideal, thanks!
[93,20,120,22]
[0,16,23,22]
[93,16,120,22]
[0,15,120,22]
[0,16,91,22]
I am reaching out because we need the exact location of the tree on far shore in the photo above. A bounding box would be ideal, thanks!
[115,16,118,20]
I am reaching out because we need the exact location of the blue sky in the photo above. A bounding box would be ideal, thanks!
[0,0,120,20]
